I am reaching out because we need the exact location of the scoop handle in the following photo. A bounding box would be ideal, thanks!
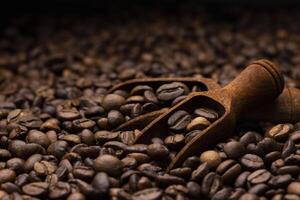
[242,87,300,123]
[224,59,284,114]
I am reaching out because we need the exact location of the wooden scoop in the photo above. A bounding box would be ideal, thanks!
[108,77,221,131]
[135,59,284,170]
[243,87,300,123]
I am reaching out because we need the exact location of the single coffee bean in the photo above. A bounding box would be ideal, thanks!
[185,130,202,143]
[186,116,211,131]
[268,174,292,188]
[266,124,293,142]
[6,158,24,173]
[156,82,188,101]
[287,182,300,195]
[211,187,232,200]
[57,108,81,121]
[282,140,296,158]
[201,172,222,197]
[248,183,269,196]
[277,165,300,177]
[22,182,49,197]
[93,155,123,177]
[239,193,259,200]
[49,181,71,199]
[169,167,192,179]
[235,171,251,188]
[132,187,162,200]
[164,134,185,150]
[216,160,242,184]
[183,156,200,169]
[167,110,191,132]
[72,118,96,130]
[257,138,281,154]
[0,169,16,184]
[247,169,272,185]
[187,181,201,198]
[27,130,50,148]
[191,162,210,182]
[200,150,221,168]
[147,143,169,160]
[67,192,86,200]
[73,166,95,182]
[194,107,219,122]
[223,141,245,159]
[130,85,153,96]
[240,132,258,146]
[155,174,185,187]
[107,110,125,128]
[241,154,264,170]
[102,94,126,111]
[91,172,110,194]
[264,151,281,165]
[137,176,152,190]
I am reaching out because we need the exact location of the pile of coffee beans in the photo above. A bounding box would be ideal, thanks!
[0,6,300,200]
[105,81,204,128]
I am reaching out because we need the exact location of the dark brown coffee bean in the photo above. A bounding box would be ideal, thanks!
[6,158,24,173]
[211,187,232,200]
[147,143,169,160]
[264,151,281,165]
[62,134,81,145]
[277,165,300,177]
[34,161,57,176]
[0,149,11,160]
[57,108,81,121]
[248,184,269,196]
[0,169,16,184]
[224,141,245,159]
[102,94,125,111]
[156,82,188,101]
[167,110,191,132]
[49,181,71,199]
[47,141,68,159]
[80,129,95,145]
[268,174,292,188]
[284,154,300,165]
[235,171,251,188]
[107,110,125,128]
[93,155,123,177]
[241,154,264,170]
[91,172,110,194]
[282,140,296,158]
[130,85,153,96]
[240,132,258,146]
[40,118,60,132]
[27,130,50,148]
[194,107,219,122]
[185,130,202,143]
[257,138,281,154]
[247,169,272,185]
[155,174,185,187]
[200,150,221,168]
[15,174,30,187]
[191,162,210,182]
[169,167,192,179]
[22,182,49,197]
[201,172,222,197]
[132,188,162,200]
[183,156,200,169]
[73,166,95,182]
[73,118,96,130]
[217,160,242,184]
[164,134,185,150]
[187,181,201,198]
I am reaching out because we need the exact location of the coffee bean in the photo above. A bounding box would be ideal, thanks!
[49,181,71,199]
[73,166,95,182]
[201,172,222,197]
[91,172,110,194]
[194,107,219,122]
[282,140,296,158]
[277,165,300,177]
[224,141,245,159]
[164,134,185,150]
[132,188,162,200]
[67,192,86,200]
[187,181,201,198]
[0,169,16,184]
[235,171,251,188]
[191,162,210,182]
[248,184,269,196]
[22,182,49,197]
[93,155,123,177]
[264,151,281,165]
[57,108,81,121]
[102,94,126,111]
[130,85,153,96]
[27,130,50,148]
[268,174,292,188]
[147,143,170,160]
[217,160,242,184]
[169,167,192,179]
[239,193,259,200]
[107,110,125,128]
[47,141,69,159]
[156,82,188,101]
[211,187,232,200]
[73,118,96,130]
[200,150,221,168]
[186,116,211,131]
[241,154,264,170]
[287,182,300,195]
[266,124,293,142]
[183,156,200,169]
[167,110,191,132]
[155,174,185,187]
[247,169,272,185]
[6,158,24,173]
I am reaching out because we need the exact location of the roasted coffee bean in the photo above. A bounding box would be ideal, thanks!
[211,187,232,200]
[247,169,272,185]
[186,116,211,131]
[248,184,269,196]
[268,174,292,188]
[147,143,170,160]
[57,108,81,121]
[182,156,200,169]
[194,107,219,122]
[266,124,293,142]
[164,134,185,150]
[6,158,24,173]
[107,110,125,128]
[0,169,16,184]
[200,150,221,168]
[91,172,110,194]
[235,171,251,188]
[22,182,49,197]
[282,140,296,158]
[191,162,210,182]
[132,188,162,200]
[169,167,192,179]
[155,174,185,187]
[240,132,258,146]
[216,160,242,184]
[167,110,191,132]
[49,181,71,199]
[156,82,188,101]
[201,172,222,197]
[73,166,95,182]
[287,182,300,195]
[241,154,264,170]
[223,141,245,159]
[93,155,123,176]
[102,94,126,111]
[187,181,201,198]
[67,192,86,200]
[185,130,202,143]
[277,165,300,176]
[264,151,281,165]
